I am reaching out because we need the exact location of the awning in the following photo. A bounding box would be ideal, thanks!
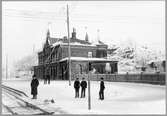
[59,57,118,63]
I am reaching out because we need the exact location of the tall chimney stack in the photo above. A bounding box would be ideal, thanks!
[72,28,76,39]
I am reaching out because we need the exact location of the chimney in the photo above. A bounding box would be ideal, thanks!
[46,29,50,44]
[72,28,76,39]
[85,26,89,42]
[47,29,50,38]
[85,32,89,42]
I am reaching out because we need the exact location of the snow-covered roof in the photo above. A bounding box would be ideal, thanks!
[92,40,104,45]
[68,42,96,47]
[107,55,121,61]
[59,57,117,62]
[48,36,92,46]
[52,41,63,47]
[51,41,96,48]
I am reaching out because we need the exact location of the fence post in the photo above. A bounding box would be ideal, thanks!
[140,71,143,83]
[106,74,107,81]
[97,74,98,82]
[156,71,160,85]
[126,72,129,82]
[113,73,116,82]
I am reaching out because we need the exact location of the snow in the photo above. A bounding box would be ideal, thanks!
[60,57,117,62]
[92,41,100,45]
[52,41,96,48]
[91,39,105,46]
[52,41,63,47]
[107,41,165,73]
[70,42,95,47]
[2,79,166,114]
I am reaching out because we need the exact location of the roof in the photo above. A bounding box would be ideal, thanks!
[45,28,107,48]
[98,40,105,45]
[51,41,97,48]
[59,57,118,62]
[48,38,60,44]
[69,38,91,44]
[48,37,91,45]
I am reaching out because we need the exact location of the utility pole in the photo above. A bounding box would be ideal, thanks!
[67,4,71,86]
[88,68,91,110]
[88,52,92,110]
[6,54,8,80]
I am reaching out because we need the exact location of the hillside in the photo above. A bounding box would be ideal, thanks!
[107,42,165,73]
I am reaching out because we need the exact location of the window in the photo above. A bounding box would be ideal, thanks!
[79,64,82,74]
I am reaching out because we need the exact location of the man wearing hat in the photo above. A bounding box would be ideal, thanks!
[31,75,39,99]
[74,78,80,98]
[99,77,105,100]
[80,77,87,98]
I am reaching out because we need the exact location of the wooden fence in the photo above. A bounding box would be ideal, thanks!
[75,72,166,85]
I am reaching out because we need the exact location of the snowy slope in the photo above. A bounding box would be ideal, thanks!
[107,42,165,73]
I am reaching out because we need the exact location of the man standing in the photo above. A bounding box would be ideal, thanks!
[47,74,50,84]
[43,74,47,84]
[31,75,39,99]
[80,77,87,98]
[74,78,80,98]
[99,77,105,100]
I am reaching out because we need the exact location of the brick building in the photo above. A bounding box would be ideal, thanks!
[34,28,118,80]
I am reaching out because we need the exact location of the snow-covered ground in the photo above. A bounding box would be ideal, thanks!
[2,79,166,114]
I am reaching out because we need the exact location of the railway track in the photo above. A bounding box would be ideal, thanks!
[2,84,64,115]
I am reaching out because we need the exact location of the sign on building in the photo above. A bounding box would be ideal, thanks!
[88,52,92,58]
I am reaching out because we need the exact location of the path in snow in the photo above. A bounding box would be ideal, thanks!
[2,79,166,114]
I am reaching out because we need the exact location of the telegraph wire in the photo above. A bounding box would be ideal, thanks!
[4,14,162,24]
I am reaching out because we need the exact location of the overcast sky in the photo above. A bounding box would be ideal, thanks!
[2,1,165,70]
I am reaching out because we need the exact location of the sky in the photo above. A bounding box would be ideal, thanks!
[2,1,165,72]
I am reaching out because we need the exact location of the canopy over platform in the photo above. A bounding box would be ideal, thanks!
[59,57,118,63]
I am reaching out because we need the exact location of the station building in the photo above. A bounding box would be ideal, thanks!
[34,28,118,80]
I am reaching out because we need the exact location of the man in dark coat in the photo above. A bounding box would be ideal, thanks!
[47,74,50,84]
[80,77,87,98]
[99,77,105,100]
[74,78,80,98]
[31,75,39,99]
[43,75,47,84]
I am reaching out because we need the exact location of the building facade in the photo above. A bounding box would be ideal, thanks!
[34,28,118,80]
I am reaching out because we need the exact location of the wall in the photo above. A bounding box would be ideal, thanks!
[71,61,119,79]
[61,45,97,58]
[71,61,88,80]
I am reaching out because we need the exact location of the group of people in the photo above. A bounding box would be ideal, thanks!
[44,74,50,84]
[74,77,87,98]
[74,77,105,100]
[30,75,105,100]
